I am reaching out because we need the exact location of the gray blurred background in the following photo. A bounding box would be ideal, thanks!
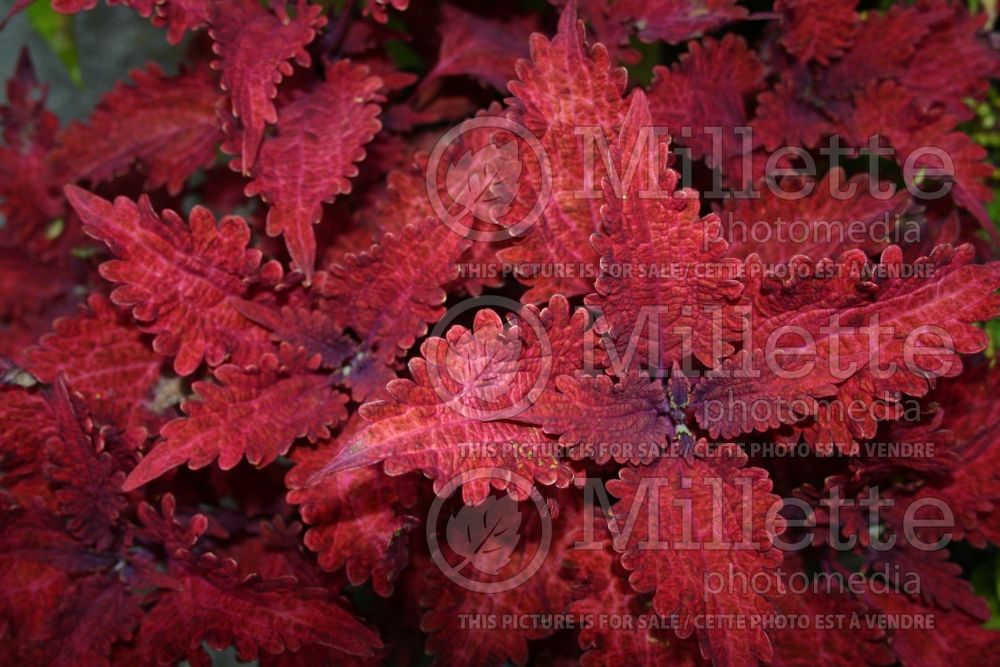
[0,0,185,120]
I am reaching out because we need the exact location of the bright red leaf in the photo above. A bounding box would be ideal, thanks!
[123,344,347,490]
[209,0,327,171]
[241,59,383,280]
[608,441,785,667]
[65,187,272,376]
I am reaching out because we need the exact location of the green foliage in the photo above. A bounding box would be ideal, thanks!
[26,2,82,86]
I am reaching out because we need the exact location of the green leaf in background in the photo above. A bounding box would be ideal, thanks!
[961,84,1000,240]
[26,2,82,86]
[969,0,999,28]
[626,37,660,88]
[984,318,1000,364]
[971,552,1000,629]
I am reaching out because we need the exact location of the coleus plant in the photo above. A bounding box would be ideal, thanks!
[1,0,1000,666]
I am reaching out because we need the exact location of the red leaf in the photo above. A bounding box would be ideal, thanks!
[313,296,587,504]
[123,344,347,490]
[34,574,140,667]
[898,2,1000,121]
[26,294,161,404]
[314,217,471,364]
[721,168,910,263]
[361,0,407,23]
[869,545,989,620]
[607,441,785,667]
[364,121,508,297]
[242,59,383,280]
[885,364,1000,547]
[768,572,894,667]
[135,550,381,665]
[0,49,63,251]
[417,504,576,667]
[0,509,91,654]
[693,245,1000,450]
[523,371,672,465]
[585,92,746,372]
[848,80,996,231]
[153,0,212,44]
[562,519,702,666]
[43,380,143,550]
[49,0,98,12]
[0,250,76,319]
[132,492,209,555]
[51,64,223,195]
[0,386,57,492]
[1,47,59,149]
[751,73,835,151]
[425,5,536,91]
[617,0,748,44]
[648,34,765,170]
[231,299,356,370]
[818,2,949,102]
[286,423,419,597]
[864,591,1000,667]
[775,0,858,65]
[65,187,272,376]
[209,0,327,171]
[497,3,629,303]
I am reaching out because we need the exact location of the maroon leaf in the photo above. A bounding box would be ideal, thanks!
[51,65,223,195]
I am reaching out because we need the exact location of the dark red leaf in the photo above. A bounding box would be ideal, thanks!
[694,245,1000,450]
[425,5,536,91]
[618,0,748,44]
[286,423,418,596]
[135,548,381,665]
[26,293,161,404]
[51,65,223,195]
[498,3,628,303]
[775,0,857,65]
[648,34,765,171]
[585,92,746,372]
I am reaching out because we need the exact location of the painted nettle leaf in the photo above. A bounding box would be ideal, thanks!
[1,1,999,665]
